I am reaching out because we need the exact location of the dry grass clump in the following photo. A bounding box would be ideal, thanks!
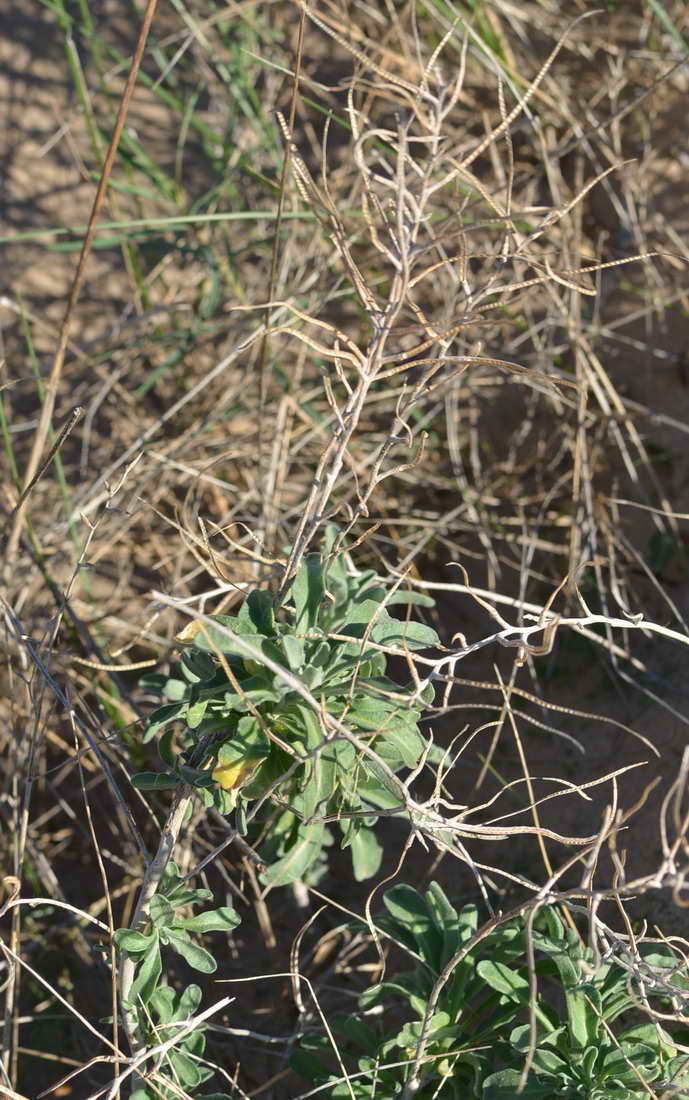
[2,2,689,1097]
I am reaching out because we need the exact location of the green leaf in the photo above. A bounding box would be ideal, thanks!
[296,747,333,823]
[292,553,325,629]
[129,938,162,1005]
[531,1047,568,1075]
[178,906,241,934]
[214,786,236,815]
[143,702,186,742]
[308,639,332,668]
[158,728,176,768]
[131,771,179,790]
[215,717,270,771]
[376,723,425,769]
[282,633,305,671]
[341,604,439,650]
[385,591,435,607]
[177,763,214,786]
[396,1010,452,1047]
[243,589,275,635]
[180,649,217,683]
[289,1048,332,1083]
[149,984,177,1023]
[350,825,383,881]
[426,884,465,971]
[113,929,157,955]
[301,663,325,690]
[139,672,170,696]
[382,885,444,971]
[664,1054,689,1085]
[331,1013,379,1055]
[186,615,246,654]
[166,929,217,973]
[149,895,175,930]
[167,1048,202,1089]
[261,823,327,888]
[372,612,440,650]
[358,974,419,1011]
[358,765,405,809]
[178,984,203,1018]
[566,987,598,1052]
[187,696,209,729]
[383,884,430,929]
[343,694,400,732]
[477,959,529,997]
[483,1069,555,1098]
[165,883,213,908]
[224,683,280,711]
[160,677,187,701]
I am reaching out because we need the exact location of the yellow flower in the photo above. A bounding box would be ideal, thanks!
[175,619,205,644]
[211,755,262,792]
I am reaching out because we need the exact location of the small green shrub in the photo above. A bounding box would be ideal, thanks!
[115,540,441,1096]
[114,861,240,1099]
[137,532,439,885]
[295,883,689,1098]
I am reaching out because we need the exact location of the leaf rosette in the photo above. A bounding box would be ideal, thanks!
[138,532,439,883]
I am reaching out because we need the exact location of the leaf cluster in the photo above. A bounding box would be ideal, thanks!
[138,537,439,884]
[114,862,239,1099]
[296,883,689,1098]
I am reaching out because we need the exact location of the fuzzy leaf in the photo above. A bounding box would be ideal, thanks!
[166,929,217,973]
[113,929,157,955]
[289,1048,332,1084]
[142,703,186,743]
[180,649,217,683]
[186,696,209,729]
[385,591,436,607]
[178,907,241,934]
[292,554,325,630]
[340,603,439,650]
[477,959,529,998]
[160,677,187,701]
[262,823,327,888]
[242,589,275,635]
[167,1048,202,1088]
[350,826,383,882]
[129,938,162,1005]
[483,1070,554,1098]
[178,983,203,1018]
[376,724,425,770]
[282,633,305,671]
[158,728,176,768]
[149,984,177,1023]
[383,885,431,936]
[149,895,175,930]
[183,615,251,655]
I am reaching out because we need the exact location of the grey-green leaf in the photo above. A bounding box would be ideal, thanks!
[262,824,327,888]
[143,702,186,743]
[350,826,383,882]
[129,939,162,1005]
[113,928,157,954]
[178,907,241,934]
[166,930,217,973]
[292,553,325,629]
[477,959,529,997]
